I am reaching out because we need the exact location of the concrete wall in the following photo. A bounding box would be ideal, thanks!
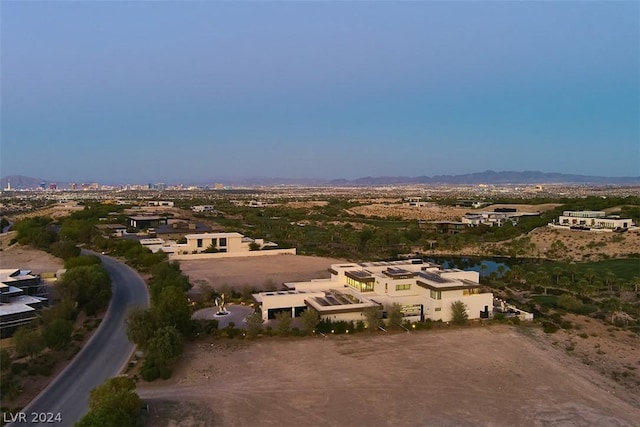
[424,293,493,322]
[169,248,296,261]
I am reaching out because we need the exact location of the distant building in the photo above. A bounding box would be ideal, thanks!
[95,223,128,237]
[155,220,212,240]
[127,215,168,229]
[148,201,174,207]
[253,259,494,323]
[552,211,635,231]
[183,232,270,253]
[423,221,466,234]
[191,205,215,213]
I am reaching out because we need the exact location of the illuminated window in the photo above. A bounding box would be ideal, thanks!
[346,277,374,292]
[395,284,411,291]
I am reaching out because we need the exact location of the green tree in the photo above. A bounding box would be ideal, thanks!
[203,243,218,253]
[126,308,157,350]
[76,377,141,427]
[300,308,320,334]
[387,303,403,329]
[274,311,292,335]
[75,406,134,427]
[42,319,73,350]
[13,326,45,360]
[556,294,582,312]
[245,311,264,338]
[49,241,81,260]
[65,255,102,269]
[147,326,184,368]
[154,286,194,337]
[40,298,77,324]
[249,242,261,251]
[58,265,112,315]
[601,297,622,323]
[363,306,382,331]
[603,271,617,293]
[450,301,469,325]
[537,269,550,295]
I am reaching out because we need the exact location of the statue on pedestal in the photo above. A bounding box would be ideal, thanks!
[214,293,228,315]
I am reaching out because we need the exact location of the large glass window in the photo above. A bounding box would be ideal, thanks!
[219,237,227,246]
[430,290,441,300]
[197,239,203,248]
[346,276,374,292]
[395,284,411,291]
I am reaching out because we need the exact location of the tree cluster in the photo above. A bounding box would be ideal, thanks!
[126,262,195,381]
[58,264,112,316]
[75,377,142,427]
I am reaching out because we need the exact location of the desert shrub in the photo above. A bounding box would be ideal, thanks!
[542,321,559,334]
[10,363,26,375]
[493,313,506,322]
[557,295,583,312]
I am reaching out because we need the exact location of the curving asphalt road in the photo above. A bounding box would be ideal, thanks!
[9,252,149,427]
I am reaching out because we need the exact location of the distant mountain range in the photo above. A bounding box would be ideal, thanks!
[327,170,640,186]
[1,171,639,190]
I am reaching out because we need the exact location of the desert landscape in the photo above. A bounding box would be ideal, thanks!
[0,239,64,274]
[137,325,640,427]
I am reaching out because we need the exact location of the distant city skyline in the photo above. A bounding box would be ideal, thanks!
[2,2,638,182]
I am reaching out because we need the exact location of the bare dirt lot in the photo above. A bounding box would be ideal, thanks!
[179,255,346,293]
[138,326,640,427]
[0,241,64,274]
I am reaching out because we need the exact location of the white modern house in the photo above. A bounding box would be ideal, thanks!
[253,259,493,323]
[151,232,295,259]
[552,211,635,231]
[191,205,215,213]
[183,232,269,253]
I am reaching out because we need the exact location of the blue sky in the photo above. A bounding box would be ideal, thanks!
[2,1,638,183]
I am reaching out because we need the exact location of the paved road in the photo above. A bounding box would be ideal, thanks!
[9,253,149,427]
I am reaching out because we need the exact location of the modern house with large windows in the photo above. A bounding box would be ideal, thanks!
[551,211,635,231]
[253,259,493,323]
[0,269,48,337]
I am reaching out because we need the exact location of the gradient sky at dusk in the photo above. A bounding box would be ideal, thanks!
[2,1,638,183]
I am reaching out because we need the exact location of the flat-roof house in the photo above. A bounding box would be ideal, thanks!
[183,232,275,254]
[127,215,168,229]
[0,269,48,337]
[554,211,635,231]
[253,259,493,324]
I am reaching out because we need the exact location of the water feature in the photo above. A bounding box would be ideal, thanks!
[425,256,512,278]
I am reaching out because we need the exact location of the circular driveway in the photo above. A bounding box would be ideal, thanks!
[192,305,254,329]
